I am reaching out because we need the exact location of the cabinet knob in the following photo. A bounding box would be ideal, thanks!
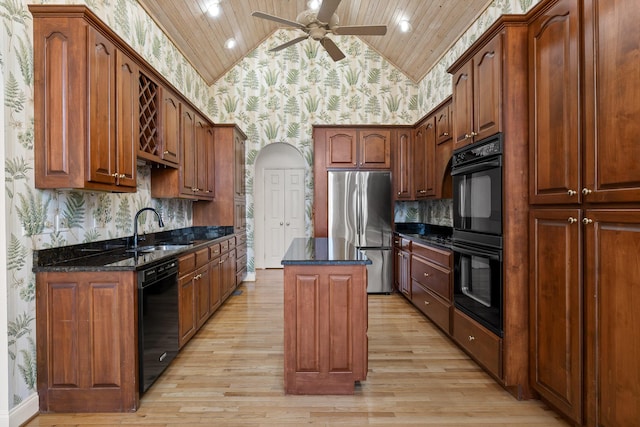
[464,133,471,139]
[111,173,119,177]
[163,150,170,154]
[424,272,429,277]
[397,191,401,196]
[424,300,430,305]
[568,217,578,224]
[582,218,594,225]
[443,132,449,136]
[567,189,577,196]
[286,222,290,226]
[470,131,478,136]
[468,335,475,342]
[280,222,284,226]
[582,188,593,195]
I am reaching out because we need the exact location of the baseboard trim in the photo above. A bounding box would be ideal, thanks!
[244,272,256,282]
[5,392,38,427]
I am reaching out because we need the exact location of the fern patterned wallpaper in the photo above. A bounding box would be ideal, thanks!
[1,0,537,414]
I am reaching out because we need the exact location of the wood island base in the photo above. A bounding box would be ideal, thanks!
[282,240,369,395]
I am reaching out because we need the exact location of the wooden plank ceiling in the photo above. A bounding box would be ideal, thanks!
[136,0,494,85]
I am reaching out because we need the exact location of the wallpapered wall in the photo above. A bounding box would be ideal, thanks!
[1,0,537,411]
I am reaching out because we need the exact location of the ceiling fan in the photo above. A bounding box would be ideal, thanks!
[252,0,387,61]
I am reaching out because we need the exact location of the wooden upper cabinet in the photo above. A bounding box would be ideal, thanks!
[326,129,357,167]
[473,34,503,142]
[359,129,391,169]
[326,128,391,169]
[452,61,474,149]
[583,0,640,203]
[161,88,181,165]
[529,0,581,205]
[414,118,436,198]
[234,132,245,197]
[435,102,452,144]
[31,8,137,192]
[180,105,197,196]
[451,32,503,150]
[529,208,582,425]
[393,128,413,200]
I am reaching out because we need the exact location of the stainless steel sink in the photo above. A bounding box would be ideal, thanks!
[126,244,191,253]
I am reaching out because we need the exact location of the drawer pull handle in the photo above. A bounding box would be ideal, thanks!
[468,335,475,342]
[424,301,430,305]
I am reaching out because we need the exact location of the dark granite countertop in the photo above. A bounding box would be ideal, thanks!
[281,238,372,266]
[394,223,453,250]
[33,226,235,272]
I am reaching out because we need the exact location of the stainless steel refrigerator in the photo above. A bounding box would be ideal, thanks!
[328,171,393,293]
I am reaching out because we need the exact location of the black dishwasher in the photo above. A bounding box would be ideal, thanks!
[138,258,179,393]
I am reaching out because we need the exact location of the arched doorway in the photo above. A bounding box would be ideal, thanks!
[254,143,306,269]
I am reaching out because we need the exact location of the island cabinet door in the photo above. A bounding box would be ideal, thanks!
[283,265,368,395]
[36,271,138,413]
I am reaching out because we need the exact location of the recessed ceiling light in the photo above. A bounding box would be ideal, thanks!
[307,0,321,11]
[224,38,237,49]
[399,20,412,33]
[207,1,221,17]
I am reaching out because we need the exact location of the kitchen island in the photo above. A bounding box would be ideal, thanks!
[281,237,371,394]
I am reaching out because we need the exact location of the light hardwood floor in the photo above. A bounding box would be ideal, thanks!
[26,269,567,426]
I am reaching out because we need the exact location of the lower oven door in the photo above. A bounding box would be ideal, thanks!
[452,241,503,337]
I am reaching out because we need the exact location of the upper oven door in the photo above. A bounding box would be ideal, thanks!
[452,155,502,235]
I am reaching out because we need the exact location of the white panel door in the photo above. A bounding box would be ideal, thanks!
[263,168,306,268]
[264,170,286,268]
[284,169,305,249]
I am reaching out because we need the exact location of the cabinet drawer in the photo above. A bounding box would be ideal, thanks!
[236,243,247,259]
[412,242,451,268]
[209,243,221,258]
[411,255,451,301]
[453,309,502,379]
[236,233,247,245]
[179,253,196,273]
[393,236,412,250]
[194,247,209,269]
[236,254,247,272]
[228,236,236,250]
[220,239,229,253]
[411,280,451,335]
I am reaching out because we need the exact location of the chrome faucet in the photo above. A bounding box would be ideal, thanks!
[133,207,164,248]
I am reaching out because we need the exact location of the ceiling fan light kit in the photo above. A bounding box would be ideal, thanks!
[252,0,387,62]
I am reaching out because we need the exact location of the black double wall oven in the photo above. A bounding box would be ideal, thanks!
[451,134,503,337]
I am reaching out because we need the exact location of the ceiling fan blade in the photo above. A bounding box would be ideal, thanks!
[316,0,342,23]
[251,11,306,30]
[334,25,388,36]
[320,37,346,61]
[270,35,309,52]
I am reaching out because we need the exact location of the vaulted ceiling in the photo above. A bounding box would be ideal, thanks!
[136,0,494,85]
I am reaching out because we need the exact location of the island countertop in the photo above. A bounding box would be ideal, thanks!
[281,237,372,266]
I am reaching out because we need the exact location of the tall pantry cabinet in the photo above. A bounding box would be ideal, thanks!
[528,0,640,425]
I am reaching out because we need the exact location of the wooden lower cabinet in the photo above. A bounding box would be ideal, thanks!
[529,208,582,424]
[283,264,368,395]
[411,281,451,334]
[584,210,640,427]
[36,271,138,412]
[530,208,640,426]
[453,309,502,379]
